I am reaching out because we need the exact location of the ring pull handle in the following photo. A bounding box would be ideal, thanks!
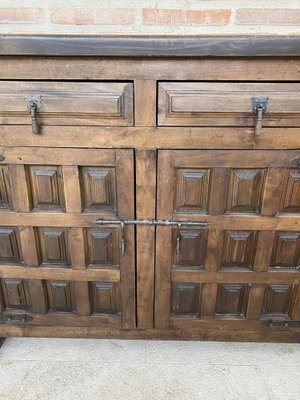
[25,96,42,134]
[252,96,269,136]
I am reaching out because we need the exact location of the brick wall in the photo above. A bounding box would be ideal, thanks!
[0,0,299,35]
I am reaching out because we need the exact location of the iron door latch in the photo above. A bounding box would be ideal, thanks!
[96,218,208,256]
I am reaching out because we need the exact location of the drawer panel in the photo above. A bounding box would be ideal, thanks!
[158,82,300,127]
[0,81,133,126]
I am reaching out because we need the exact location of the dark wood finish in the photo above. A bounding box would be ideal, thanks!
[1,36,300,57]
[136,150,156,329]
[0,147,136,329]
[1,326,300,343]
[0,35,300,342]
[156,149,300,332]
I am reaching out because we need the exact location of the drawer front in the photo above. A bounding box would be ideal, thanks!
[0,81,133,127]
[158,82,300,127]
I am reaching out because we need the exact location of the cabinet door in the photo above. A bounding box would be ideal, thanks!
[156,150,300,332]
[0,147,135,329]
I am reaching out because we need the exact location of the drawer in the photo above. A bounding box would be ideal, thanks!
[158,82,300,127]
[0,81,133,128]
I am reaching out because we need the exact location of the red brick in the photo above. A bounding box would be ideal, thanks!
[237,8,300,25]
[0,8,42,23]
[143,8,230,25]
[51,8,134,25]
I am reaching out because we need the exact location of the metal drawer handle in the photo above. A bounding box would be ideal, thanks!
[252,96,269,136]
[96,218,208,256]
[25,96,42,134]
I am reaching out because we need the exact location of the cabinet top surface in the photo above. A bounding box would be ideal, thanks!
[0,35,300,57]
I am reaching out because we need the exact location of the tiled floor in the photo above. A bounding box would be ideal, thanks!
[0,338,300,399]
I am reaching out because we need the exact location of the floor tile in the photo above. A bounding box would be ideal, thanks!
[146,340,300,366]
[258,365,300,400]
[0,338,147,363]
[1,339,299,400]
[15,361,269,400]
[0,359,33,400]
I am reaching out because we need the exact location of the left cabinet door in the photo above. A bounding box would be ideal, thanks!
[0,147,135,330]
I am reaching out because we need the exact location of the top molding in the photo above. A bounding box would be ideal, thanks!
[0,35,300,57]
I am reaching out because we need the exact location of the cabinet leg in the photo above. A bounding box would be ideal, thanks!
[0,338,5,348]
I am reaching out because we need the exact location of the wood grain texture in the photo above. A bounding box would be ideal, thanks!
[158,82,300,127]
[136,150,156,329]
[1,58,300,82]
[0,148,136,331]
[1,126,300,150]
[1,36,300,342]
[134,80,156,126]
[0,326,300,343]
[156,148,300,330]
[0,81,133,127]
[0,36,300,57]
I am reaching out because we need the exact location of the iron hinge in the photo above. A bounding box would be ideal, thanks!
[0,314,33,324]
[262,319,300,328]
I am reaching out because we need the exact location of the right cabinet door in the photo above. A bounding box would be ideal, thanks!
[155,150,300,333]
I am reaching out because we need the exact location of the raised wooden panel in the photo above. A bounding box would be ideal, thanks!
[270,232,300,271]
[0,165,12,209]
[86,228,118,268]
[0,148,135,330]
[280,170,300,213]
[227,169,265,214]
[171,283,200,316]
[0,227,22,264]
[91,282,121,315]
[47,280,75,313]
[262,284,294,317]
[175,169,210,213]
[1,278,31,310]
[173,229,207,268]
[158,82,300,127]
[29,165,65,211]
[216,284,248,316]
[221,231,257,270]
[80,167,117,213]
[38,228,70,266]
[0,81,133,126]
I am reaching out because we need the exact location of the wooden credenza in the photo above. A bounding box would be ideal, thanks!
[0,36,300,342]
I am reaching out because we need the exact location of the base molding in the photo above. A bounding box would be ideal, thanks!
[0,326,299,343]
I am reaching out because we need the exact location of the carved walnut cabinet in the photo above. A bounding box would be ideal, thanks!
[0,36,300,342]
